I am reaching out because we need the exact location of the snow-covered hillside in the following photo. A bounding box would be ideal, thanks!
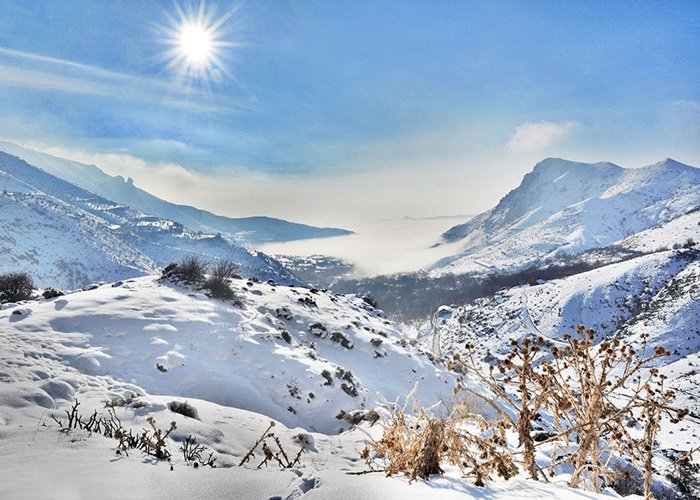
[431,248,700,414]
[0,152,297,289]
[433,158,700,275]
[0,275,452,433]
[0,141,352,246]
[0,273,616,499]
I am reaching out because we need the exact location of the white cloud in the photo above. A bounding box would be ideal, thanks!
[506,120,579,153]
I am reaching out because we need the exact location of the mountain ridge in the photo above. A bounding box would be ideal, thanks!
[0,141,352,246]
[434,157,700,275]
[0,152,300,288]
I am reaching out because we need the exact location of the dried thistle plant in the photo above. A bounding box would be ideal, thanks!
[458,337,548,480]
[452,326,689,498]
[537,327,685,496]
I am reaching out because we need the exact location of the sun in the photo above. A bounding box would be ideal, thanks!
[158,1,237,83]
[180,24,212,65]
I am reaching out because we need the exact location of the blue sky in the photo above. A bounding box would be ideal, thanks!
[0,0,698,225]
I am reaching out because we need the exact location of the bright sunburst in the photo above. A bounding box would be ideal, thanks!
[180,24,212,65]
[159,1,236,83]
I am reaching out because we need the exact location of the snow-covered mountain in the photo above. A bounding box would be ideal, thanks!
[433,158,700,275]
[0,141,352,246]
[0,152,298,289]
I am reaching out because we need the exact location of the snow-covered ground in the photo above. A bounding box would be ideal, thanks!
[0,275,455,433]
[0,275,619,499]
[0,398,606,500]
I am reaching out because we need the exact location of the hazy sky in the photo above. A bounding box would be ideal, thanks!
[0,1,698,228]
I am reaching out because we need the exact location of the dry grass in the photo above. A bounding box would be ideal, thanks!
[361,387,516,485]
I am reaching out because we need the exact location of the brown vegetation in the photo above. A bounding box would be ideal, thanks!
[363,325,691,499]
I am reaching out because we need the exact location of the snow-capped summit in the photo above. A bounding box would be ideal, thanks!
[434,157,700,275]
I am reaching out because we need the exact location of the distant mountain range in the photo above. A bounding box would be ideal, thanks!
[0,142,351,246]
[0,151,301,289]
[433,157,700,275]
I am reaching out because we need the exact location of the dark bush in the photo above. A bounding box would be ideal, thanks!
[210,259,239,281]
[0,272,35,303]
[362,295,379,308]
[203,260,241,303]
[164,256,208,283]
[42,288,65,299]
[168,400,199,419]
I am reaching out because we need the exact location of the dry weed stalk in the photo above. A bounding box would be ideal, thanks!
[239,421,306,469]
[458,337,549,480]
[51,399,189,464]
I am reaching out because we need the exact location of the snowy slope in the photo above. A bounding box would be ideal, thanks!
[616,207,700,253]
[0,152,298,289]
[0,275,453,433]
[0,275,612,499]
[0,141,352,245]
[432,248,700,415]
[433,158,700,275]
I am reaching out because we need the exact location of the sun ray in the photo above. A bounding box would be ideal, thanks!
[157,0,237,86]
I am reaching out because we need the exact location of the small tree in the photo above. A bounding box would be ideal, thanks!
[0,272,34,303]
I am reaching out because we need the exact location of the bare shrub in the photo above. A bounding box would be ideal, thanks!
[138,417,177,460]
[0,271,34,303]
[458,338,547,480]
[180,435,217,468]
[168,400,199,419]
[239,421,306,469]
[211,259,238,281]
[538,328,686,495]
[453,326,689,498]
[203,259,241,303]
